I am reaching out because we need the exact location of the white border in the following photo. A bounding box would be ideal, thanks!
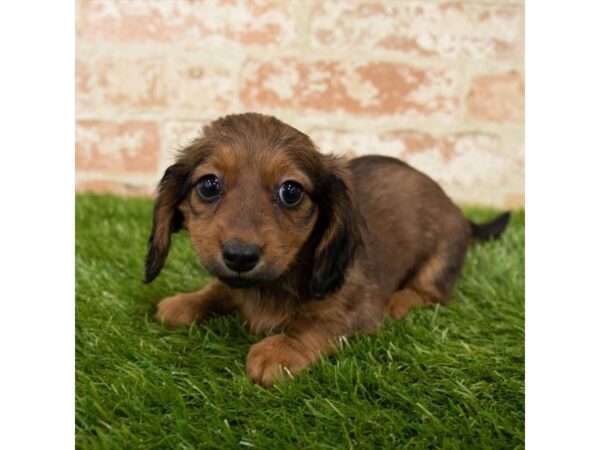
[527,1,600,448]
[0,2,74,448]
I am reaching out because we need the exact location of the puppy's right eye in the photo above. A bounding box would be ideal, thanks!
[196,174,221,201]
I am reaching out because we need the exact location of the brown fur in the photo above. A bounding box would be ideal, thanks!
[145,113,509,387]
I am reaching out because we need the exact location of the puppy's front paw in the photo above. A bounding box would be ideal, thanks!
[155,294,203,327]
[246,335,311,388]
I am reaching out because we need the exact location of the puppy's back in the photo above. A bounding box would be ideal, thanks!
[348,155,469,292]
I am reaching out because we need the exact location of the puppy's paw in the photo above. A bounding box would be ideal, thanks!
[386,289,427,320]
[155,294,204,327]
[246,335,311,388]
[387,299,411,320]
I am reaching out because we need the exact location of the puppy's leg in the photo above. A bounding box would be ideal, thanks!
[386,289,432,320]
[387,238,468,320]
[246,320,341,388]
[155,280,236,327]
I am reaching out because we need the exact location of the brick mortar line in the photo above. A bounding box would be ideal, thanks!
[75,107,523,130]
[457,55,472,125]
[76,171,159,185]
[157,119,170,179]
[75,40,524,72]
[75,109,523,138]
[296,0,318,50]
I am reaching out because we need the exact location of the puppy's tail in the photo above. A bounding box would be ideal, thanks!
[469,212,511,242]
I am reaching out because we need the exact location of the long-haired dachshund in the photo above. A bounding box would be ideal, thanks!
[145,112,510,387]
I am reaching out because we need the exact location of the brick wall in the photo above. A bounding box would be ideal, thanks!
[75,0,524,207]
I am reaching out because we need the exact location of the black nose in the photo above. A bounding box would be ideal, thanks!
[222,240,261,273]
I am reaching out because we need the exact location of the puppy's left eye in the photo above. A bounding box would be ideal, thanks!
[278,181,303,207]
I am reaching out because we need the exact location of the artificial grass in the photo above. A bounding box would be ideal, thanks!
[76,194,524,449]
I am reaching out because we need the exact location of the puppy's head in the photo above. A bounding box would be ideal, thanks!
[144,113,362,298]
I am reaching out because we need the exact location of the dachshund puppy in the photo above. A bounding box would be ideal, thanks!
[145,112,510,387]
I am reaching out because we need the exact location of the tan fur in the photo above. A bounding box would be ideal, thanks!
[146,113,485,387]
[386,289,431,320]
[155,280,236,327]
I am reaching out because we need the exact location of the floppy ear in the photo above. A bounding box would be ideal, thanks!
[309,159,363,298]
[144,163,190,283]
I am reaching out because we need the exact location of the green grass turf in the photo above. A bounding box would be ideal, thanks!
[76,194,524,449]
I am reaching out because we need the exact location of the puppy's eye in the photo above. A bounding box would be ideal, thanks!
[278,181,303,207]
[196,174,221,201]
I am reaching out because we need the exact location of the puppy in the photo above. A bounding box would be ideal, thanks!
[145,113,510,387]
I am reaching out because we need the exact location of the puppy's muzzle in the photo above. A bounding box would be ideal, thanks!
[222,240,261,273]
